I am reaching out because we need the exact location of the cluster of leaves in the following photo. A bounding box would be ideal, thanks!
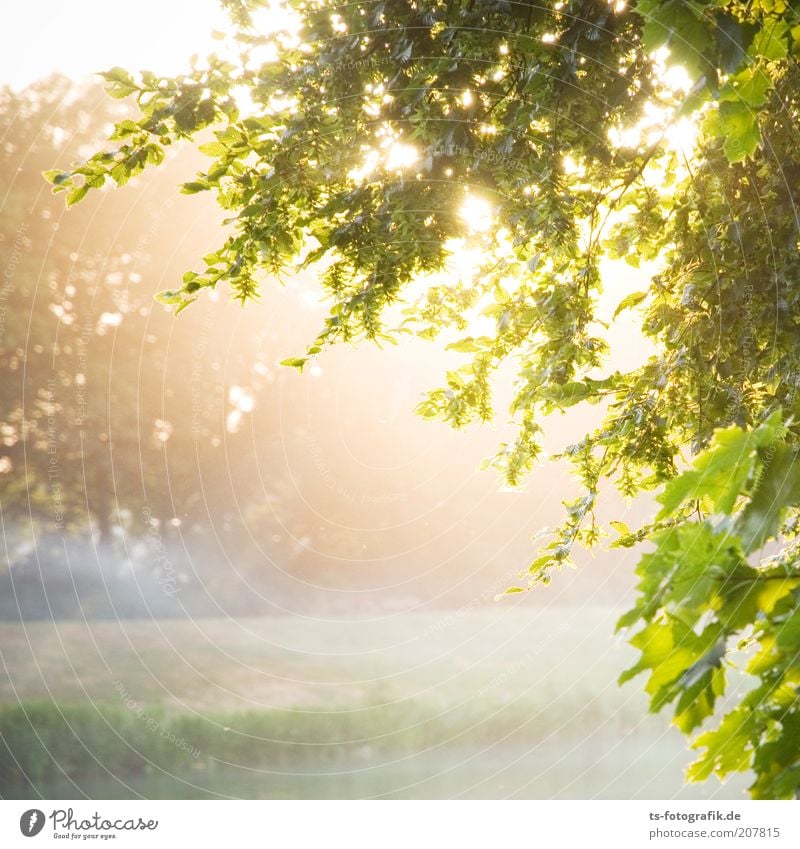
[619,412,800,798]
[47,0,800,794]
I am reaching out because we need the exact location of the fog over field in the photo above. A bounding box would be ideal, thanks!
[0,609,751,799]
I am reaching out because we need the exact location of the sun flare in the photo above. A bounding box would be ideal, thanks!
[459,195,494,234]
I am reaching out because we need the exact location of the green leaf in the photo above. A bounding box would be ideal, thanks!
[719,67,772,108]
[109,119,140,140]
[65,185,89,208]
[280,357,308,371]
[110,162,132,187]
[636,0,715,80]
[154,290,183,306]
[658,427,751,518]
[688,706,757,782]
[145,144,164,166]
[707,101,761,163]
[749,20,789,61]
[446,337,486,353]
[613,291,647,318]
[42,169,70,186]
[658,413,784,520]
[174,297,198,315]
[198,141,231,157]
[102,68,138,98]
[716,12,756,74]
[734,443,800,552]
[102,66,135,84]
[181,181,209,194]
[541,377,613,409]
[674,661,725,733]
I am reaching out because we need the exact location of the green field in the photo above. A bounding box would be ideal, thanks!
[0,607,750,799]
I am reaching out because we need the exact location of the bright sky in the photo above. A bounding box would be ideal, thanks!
[0,1,227,90]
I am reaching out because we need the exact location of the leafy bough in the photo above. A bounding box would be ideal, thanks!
[618,411,800,798]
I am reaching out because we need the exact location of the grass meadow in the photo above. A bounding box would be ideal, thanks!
[0,606,750,799]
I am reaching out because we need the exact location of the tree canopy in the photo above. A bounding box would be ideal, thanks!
[48,0,800,797]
